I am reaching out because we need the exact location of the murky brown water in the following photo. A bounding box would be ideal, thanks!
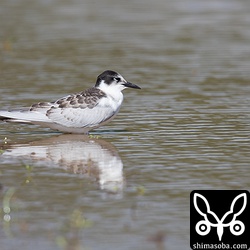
[1,0,250,249]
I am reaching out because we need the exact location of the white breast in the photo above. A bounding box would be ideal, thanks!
[97,81,124,111]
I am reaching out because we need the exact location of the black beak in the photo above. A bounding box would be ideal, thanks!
[123,82,141,89]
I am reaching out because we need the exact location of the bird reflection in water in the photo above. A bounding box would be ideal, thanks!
[1,135,124,193]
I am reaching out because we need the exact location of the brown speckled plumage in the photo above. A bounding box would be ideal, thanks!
[0,70,140,133]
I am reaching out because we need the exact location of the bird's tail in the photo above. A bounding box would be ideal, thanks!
[0,110,50,123]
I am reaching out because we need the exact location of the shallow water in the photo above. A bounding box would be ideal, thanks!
[1,0,250,249]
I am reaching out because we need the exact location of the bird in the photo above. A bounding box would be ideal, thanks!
[0,70,141,134]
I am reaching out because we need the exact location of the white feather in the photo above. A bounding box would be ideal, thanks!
[47,105,118,128]
[0,110,51,123]
[0,70,140,133]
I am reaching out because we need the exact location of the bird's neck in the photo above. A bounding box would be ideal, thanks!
[97,84,124,103]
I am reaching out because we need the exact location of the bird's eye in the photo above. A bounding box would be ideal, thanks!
[114,77,121,82]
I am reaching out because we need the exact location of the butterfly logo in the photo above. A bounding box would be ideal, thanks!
[193,192,247,241]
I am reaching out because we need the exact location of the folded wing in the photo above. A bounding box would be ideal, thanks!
[47,106,116,128]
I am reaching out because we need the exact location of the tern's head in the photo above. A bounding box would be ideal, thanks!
[95,70,141,92]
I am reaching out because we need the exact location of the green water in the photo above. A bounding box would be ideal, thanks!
[1,0,250,249]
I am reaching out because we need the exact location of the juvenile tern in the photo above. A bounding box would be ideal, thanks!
[0,70,141,133]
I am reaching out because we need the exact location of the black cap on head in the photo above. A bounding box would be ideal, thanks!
[96,70,119,86]
[95,70,141,89]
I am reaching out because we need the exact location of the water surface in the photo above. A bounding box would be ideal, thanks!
[1,0,250,249]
